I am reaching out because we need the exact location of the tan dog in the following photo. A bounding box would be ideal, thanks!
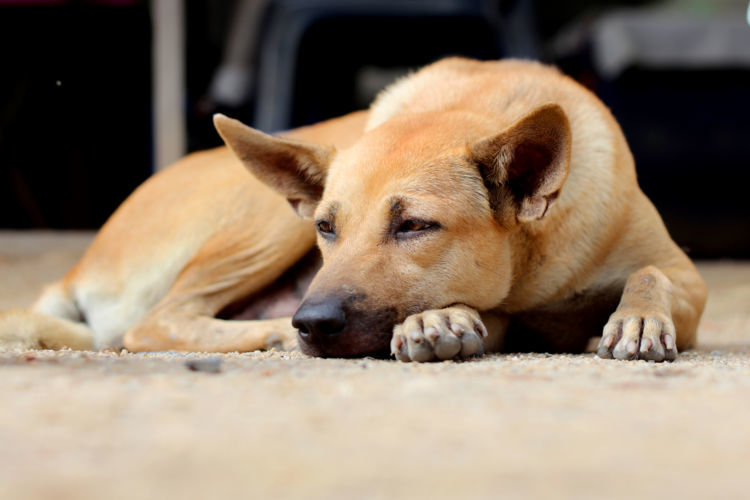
[0,58,706,361]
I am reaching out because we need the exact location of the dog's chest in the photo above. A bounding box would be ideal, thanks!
[504,283,624,353]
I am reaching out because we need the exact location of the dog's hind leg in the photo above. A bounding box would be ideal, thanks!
[122,217,315,353]
[0,282,94,350]
[125,313,298,353]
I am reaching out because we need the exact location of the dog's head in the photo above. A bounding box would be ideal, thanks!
[215,105,570,357]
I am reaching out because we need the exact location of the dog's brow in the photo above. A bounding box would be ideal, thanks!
[320,202,339,221]
[389,197,405,218]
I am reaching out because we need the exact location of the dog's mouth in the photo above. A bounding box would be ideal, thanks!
[297,336,392,359]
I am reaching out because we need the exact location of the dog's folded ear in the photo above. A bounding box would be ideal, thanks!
[213,114,334,218]
[469,103,571,225]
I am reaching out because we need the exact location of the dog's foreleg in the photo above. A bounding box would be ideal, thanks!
[597,260,707,361]
[391,305,508,362]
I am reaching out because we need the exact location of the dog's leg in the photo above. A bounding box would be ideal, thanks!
[596,260,707,361]
[0,310,94,351]
[122,261,302,353]
[391,305,508,362]
[0,282,94,351]
[122,212,315,353]
[125,313,297,353]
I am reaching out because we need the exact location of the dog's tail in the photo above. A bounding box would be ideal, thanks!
[0,283,93,351]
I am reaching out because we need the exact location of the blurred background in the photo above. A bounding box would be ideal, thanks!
[0,0,748,257]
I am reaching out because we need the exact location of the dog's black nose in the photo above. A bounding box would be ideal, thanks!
[292,298,346,340]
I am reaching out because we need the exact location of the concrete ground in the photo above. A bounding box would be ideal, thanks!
[1,231,749,499]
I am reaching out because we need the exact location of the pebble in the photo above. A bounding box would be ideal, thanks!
[185,357,222,373]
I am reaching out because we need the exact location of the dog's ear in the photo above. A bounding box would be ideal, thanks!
[469,103,571,225]
[213,114,334,218]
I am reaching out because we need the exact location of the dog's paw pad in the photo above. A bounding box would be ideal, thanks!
[391,306,486,362]
[597,313,677,362]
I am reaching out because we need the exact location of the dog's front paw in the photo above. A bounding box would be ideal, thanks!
[597,310,677,362]
[391,306,487,362]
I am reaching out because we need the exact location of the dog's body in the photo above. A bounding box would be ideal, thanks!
[1,58,706,361]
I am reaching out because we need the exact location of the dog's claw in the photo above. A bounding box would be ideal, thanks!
[664,333,674,350]
[460,331,483,358]
[474,321,488,338]
[392,306,485,362]
[391,335,409,361]
[424,327,440,342]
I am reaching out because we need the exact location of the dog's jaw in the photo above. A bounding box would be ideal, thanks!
[297,335,392,359]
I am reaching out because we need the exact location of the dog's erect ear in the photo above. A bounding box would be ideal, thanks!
[469,103,571,225]
[213,114,334,218]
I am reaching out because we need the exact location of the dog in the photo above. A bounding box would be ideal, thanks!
[0,58,707,361]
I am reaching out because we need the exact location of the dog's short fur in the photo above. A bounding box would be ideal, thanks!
[0,58,707,361]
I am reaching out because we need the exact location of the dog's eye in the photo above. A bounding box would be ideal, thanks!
[316,220,335,237]
[396,219,438,237]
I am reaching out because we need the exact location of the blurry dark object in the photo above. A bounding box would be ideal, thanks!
[287,14,499,131]
[191,0,521,137]
[0,3,151,229]
[253,0,506,132]
[2,0,748,259]
[552,3,750,258]
[185,357,223,374]
[601,68,750,259]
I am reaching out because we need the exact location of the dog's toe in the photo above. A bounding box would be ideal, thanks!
[399,315,435,362]
[637,318,666,361]
[421,311,461,359]
[612,317,642,360]
[407,330,435,362]
[458,328,483,358]
[428,326,461,360]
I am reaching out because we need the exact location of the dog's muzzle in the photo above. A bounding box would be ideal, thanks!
[292,294,396,358]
